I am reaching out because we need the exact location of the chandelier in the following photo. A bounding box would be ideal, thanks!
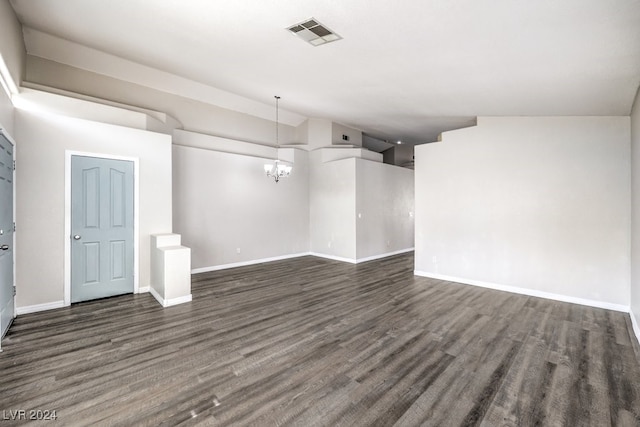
[264,95,292,183]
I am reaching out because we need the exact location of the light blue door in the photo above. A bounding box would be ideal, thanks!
[0,131,14,339]
[71,156,134,303]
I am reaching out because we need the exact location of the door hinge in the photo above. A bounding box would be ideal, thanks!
[13,222,15,232]
[13,160,15,171]
[13,286,16,297]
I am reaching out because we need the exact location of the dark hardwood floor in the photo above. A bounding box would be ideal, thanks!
[1,253,639,426]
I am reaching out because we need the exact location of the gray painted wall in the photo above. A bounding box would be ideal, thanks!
[0,0,25,134]
[15,110,172,308]
[172,144,310,270]
[0,0,25,87]
[307,119,332,149]
[356,159,414,259]
[0,83,13,135]
[394,143,414,167]
[309,153,415,262]
[309,153,357,259]
[415,116,631,306]
[332,122,362,147]
[25,56,298,146]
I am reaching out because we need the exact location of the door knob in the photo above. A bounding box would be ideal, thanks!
[73,235,81,240]
[0,245,8,250]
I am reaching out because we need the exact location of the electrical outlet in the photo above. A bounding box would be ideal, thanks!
[236,248,241,254]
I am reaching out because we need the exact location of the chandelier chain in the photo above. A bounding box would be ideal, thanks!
[275,95,280,148]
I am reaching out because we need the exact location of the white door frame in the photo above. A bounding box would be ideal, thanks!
[0,126,16,352]
[64,150,140,306]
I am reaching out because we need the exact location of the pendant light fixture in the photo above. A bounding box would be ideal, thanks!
[264,95,292,183]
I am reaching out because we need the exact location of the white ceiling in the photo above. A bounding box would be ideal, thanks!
[9,0,640,144]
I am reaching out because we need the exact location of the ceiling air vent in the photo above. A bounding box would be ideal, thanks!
[287,18,341,46]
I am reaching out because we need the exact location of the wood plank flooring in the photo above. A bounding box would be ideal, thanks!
[1,253,639,426]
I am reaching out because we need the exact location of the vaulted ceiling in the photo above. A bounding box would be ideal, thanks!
[9,0,640,144]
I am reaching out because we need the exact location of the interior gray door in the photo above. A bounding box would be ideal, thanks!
[0,131,14,339]
[71,156,134,303]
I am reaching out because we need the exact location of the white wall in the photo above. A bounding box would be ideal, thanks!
[172,144,309,271]
[356,159,414,259]
[309,153,356,260]
[15,110,172,308]
[415,116,631,308]
[631,87,640,337]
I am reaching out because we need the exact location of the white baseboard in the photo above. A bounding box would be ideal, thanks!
[137,286,150,293]
[193,249,416,272]
[149,287,164,306]
[309,252,356,264]
[149,287,192,308]
[413,270,630,313]
[192,252,313,273]
[356,248,414,263]
[630,308,640,347]
[311,248,415,264]
[16,300,66,315]
[165,294,192,307]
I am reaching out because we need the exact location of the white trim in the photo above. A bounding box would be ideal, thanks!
[16,300,65,315]
[149,287,163,305]
[64,151,140,306]
[0,126,17,145]
[149,287,192,308]
[413,270,630,313]
[192,249,417,273]
[192,252,313,273]
[164,294,192,307]
[356,248,414,263]
[308,253,357,264]
[137,286,150,293]
[630,308,640,347]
